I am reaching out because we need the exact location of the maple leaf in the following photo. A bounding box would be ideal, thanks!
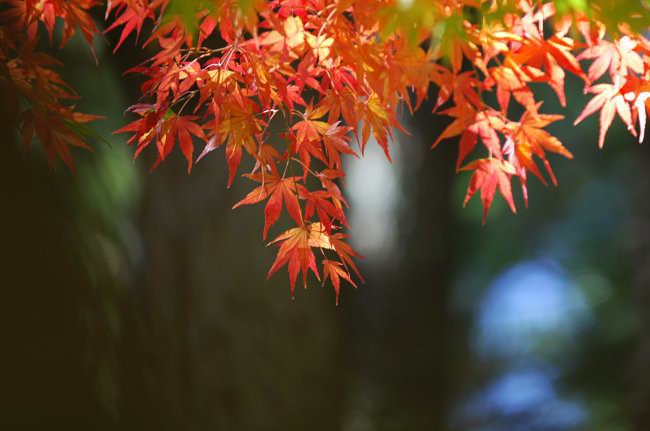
[322,259,357,306]
[433,108,505,169]
[233,171,303,239]
[318,87,358,132]
[316,169,349,210]
[628,91,650,143]
[456,112,503,169]
[577,36,644,84]
[361,93,393,161]
[574,82,635,148]
[215,92,265,187]
[163,114,207,173]
[431,104,475,149]
[115,109,205,172]
[430,68,482,112]
[114,105,163,158]
[305,32,334,62]
[291,52,323,92]
[258,15,306,58]
[21,108,100,174]
[509,25,587,106]
[321,121,357,169]
[506,109,571,203]
[272,74,306,110]
[300,188,349,233]
[329,232,364,282]
[267,222,334,296]
[487,65,537,114]
[58,0,102,58]
[291,102,331,167]
[459,158,517,225]
[105,0,160,52]
[443,30,483,75]
[283,15,305,50]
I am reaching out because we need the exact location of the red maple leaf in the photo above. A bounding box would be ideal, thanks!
[322,259,357,306]
[233,171,304,239]
[459,158,517,224]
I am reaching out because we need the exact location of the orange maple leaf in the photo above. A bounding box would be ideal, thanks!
[510,34,586,106]
[291,103,330,150]
[433,108,505,169]
[267,222,333,295]
[506,109,571,198]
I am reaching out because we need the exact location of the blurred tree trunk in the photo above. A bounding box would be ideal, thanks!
[342,99,458,430]
[0,139,110,428]
[630,146,650,430]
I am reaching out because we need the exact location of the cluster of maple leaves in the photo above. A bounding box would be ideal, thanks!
[3,0,650,303]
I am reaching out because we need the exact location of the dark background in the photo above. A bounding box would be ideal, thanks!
[2,16,650,431]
